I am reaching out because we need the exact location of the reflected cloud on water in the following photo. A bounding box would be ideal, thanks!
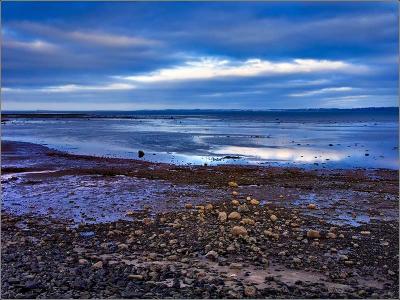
[213,146,348,163]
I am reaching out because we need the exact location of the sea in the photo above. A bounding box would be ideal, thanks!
[2,107,399,169]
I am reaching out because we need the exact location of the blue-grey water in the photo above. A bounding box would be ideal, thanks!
[2,108,399,169]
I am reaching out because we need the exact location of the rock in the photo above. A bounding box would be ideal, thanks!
[238,203,250,213]
[138,150,145,158]
[232,191,239,196]
[360,231,371,235]
[218,212,228,223]
[205,203,213,210]
[326,232,337,239]
[244,286,257,297]
[250,199,260,205]
[128,274,144,280]
[227,244,235,252]
[229,263,243,269]
[344,260,354,266]
[228,181,238,188]
[307,230,320,239]
[205,250,219,260]
[241,218,255,225]
[307,203,317,209]
[118,243,128,250]
[228,212,241,220]
[134,229,144,236]
[264,230,279,239]
[270,214,278,222]
[185,203,193,209]
[78,258,89,265]
[232,226,248,237]
[293,257,301,264]
[143,218,152,225]
[92,261,103,269]
[232,200,240,206]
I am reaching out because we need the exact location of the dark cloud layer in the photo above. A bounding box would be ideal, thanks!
[2,1,398,110]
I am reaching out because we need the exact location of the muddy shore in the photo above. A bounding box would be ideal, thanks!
[1,140,399,298]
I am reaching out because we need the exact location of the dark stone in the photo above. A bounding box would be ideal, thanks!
[138,150,145,158]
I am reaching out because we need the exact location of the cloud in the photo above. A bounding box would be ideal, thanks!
[289,86,355,97]
[3,83,136,93]
[8,21,160,48]
[119,57,366,83]
[319,94,397,108]
[4,39,60,53]
[66,30,159,48]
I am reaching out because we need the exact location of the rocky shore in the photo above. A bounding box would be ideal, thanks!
[1,141,399,298]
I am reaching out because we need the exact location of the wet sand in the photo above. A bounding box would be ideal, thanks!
[1,140,399,298]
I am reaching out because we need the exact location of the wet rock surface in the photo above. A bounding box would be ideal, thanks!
[1,141,399,298]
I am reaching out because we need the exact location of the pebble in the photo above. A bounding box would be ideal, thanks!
[307,230,320,239]
[360,231,371,235]
[228,181,238,188]
[185,203,193,209]
[92,261,103,269]
[118,243,128,250]
[244,286,257,297]
[250,199,260,205]
[218,212,228,222]
[293,257,301,264]
[128,274,144,280]
[228,212,241,220]
[270,214,278,222]
[205,203,213,210]
[231,200,240,206]
[307,203,317,209]
[78,258,89,265]
[241,218,255,225]
[326,232,337,239]
[231,226,248,237]
[232,191,239,196]
[205,250,219,260]
[238,204,250,213]
[229,263,243,269]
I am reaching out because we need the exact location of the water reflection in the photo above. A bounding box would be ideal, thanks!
[213,146,347,163]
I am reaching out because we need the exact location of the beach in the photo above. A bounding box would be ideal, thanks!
[1,139,398,298]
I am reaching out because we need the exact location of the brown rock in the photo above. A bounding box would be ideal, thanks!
[307,230,320,239]
[244,286,257,297]
[218,212,228,223]
[241,218,255,225]
[92,261,103,269]
[232,226,248,237]
[250,199,260,205]
[128,274,144,280]
[270,214,278,222]
[231,200,240,206]
[228,212,241,220]
[228,181,239,188]
[307,203,317,209]
[326,232,337,239]
[205,203,213,210]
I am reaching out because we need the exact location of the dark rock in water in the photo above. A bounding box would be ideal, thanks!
[138,150,145,158]
[223,155,241,160]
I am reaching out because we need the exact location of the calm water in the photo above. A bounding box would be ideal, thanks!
[2,108,399,169]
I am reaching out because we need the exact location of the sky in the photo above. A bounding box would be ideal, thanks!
[1,1,398,111]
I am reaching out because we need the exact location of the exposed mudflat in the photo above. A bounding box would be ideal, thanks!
[1,140,399,298]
